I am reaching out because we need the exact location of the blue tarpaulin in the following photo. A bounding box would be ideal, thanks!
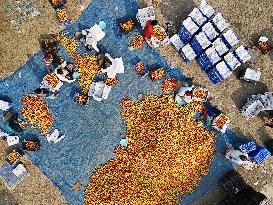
[0,0,236,204]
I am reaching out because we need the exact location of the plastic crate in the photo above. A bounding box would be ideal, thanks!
[249,146,271,164]
[199,2,215,19]
[265,139,273,154]
[49,0,66,9]
[210,67,225,81]
[196,53,213,72]
[189,7,207,26]
[22,140,40,152]
[206,103,221,117]
[119,19,136,34]
[134,61,148,76]
[250,192,267,204]
[178,29,193,45]
[56,6,70,26]
[191,37,204,55]
[179,17,199,44]
[224,52,241,71]
[219,198,233,205]
[239,141,257,154]
[211,13,229,33]
[180,17,199,33]
[149,67,166,81]
[191,32,211,55]
[207,69,221,84]
[180,44,196,62]
[227,171,248,191]
[205,47,221,65]
[260,198,272,205]
[215,61,232,80]
[170,34,185,51]
[221,171,249,201]
[212,37,229,56]
[222,178,239,199]
[234,45,251,63]
[202,22,219,41]
[222,29,240,49]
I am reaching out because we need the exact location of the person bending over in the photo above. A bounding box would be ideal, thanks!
[56,67,75,83]
[33,88,58,99]
[225,147,255,170]
[144,20,158,40]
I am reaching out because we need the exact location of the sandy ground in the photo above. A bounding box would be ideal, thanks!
[0,0,91,204]
[147,0,273,203]
[0,0,91,79]
[0,0,273,204]
[0,141,67,205]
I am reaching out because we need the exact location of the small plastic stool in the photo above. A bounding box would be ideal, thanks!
[120,138,128,147]
[99,21,106,30]
[73,72,80,79]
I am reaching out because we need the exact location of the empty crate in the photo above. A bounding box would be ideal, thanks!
[212,13,229,33]
[199,2,215,18]
[207,68,222,84]
[212,37,229,56]
[235,45,251,63]
[180,44,197,61]
[222,29,240,48]
[224,52,241,71]
[179,17,199,44]
[202,22,219,41]
[189,7,207,26]
[215,61,232,79]
[191,31,211,54]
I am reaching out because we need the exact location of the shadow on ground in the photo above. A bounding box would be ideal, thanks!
[257,127,272,143]
[0,189,18,205]
[231,81,269,109]
[193,184,226,205]
[160,0,196,31]
[232,127,251,140]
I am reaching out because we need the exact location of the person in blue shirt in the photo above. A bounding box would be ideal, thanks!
[3,112,27,133]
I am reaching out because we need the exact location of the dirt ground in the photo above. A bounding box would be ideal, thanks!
[148,0,273,203]
[0,0,91,78]
[0,0,90,204]
[0,0,273,204]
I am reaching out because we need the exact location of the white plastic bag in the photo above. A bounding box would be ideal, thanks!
[0,100,12,111]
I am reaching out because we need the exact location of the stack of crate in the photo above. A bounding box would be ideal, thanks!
[171,1,251,84]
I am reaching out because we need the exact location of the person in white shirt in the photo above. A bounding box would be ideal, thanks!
[79,23,106,52]
[225,147,255,170]
[55,63,76,84]
[46,129,65,143]
[0,100,12,111]
[101,53,124,78]
[0,131,19,146]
